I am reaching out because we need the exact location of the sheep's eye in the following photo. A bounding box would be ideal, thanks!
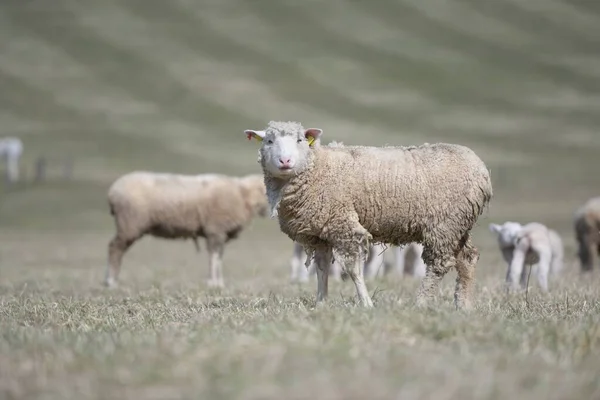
[297,138,303,143]
[267,139,273,144]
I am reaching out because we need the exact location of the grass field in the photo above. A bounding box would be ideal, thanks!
[1,0,600,398]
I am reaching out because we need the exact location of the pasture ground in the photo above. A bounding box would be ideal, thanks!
[1,0,600,399]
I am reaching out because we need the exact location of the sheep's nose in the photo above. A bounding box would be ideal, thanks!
[279,158,291,166]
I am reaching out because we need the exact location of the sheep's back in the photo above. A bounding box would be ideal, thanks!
[339,143,492,242]
[108,172,248,237]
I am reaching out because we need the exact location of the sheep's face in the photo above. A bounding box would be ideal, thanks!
[244,121,322,179]
[489,222,523,247]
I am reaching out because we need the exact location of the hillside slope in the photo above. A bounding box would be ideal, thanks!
[0,0,599,231]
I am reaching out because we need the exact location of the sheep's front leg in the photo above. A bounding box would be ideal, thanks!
[314,247,333,302]
[327,219,374,307]
[346,255,373,307]
[578,234,599,273]
[335,243,373,307]
[105,235,136,288]
[534,250,551,292]
[506,248,525,293]
[519,264,529,289]
[206,235,225,288]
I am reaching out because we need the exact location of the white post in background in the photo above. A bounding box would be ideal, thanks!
[0,137,23,184]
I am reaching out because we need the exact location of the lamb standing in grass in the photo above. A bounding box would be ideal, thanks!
[105,171,269,288]
[362,242,425,279]
[489,221,563,292]
[290,241,341,282]
[244,121,492,309]
[573,197,600,272]
[379,243,427,279]
[291,241,386,282]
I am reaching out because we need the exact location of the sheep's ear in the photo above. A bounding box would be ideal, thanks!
[244,129,265,142]
[489,223,501,234]
[304,128,323,146]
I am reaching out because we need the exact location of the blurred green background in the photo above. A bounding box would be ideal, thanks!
[1,0,599,233]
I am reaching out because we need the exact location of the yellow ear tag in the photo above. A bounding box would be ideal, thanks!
[247,132,263,142]
[307,136,315,146]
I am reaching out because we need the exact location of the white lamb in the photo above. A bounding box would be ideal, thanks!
[489,221,564,292]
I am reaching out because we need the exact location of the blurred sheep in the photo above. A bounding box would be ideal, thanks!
[105,171,269,288]
[489,221,563,292]
[573,197,600,272]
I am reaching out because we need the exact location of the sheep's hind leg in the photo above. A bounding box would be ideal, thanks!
[105,235,136,288]
[534,249,552,292]
[314,247,333,303]
[415,246,455,308]
[454,234,479,311]
[206,235,225,288]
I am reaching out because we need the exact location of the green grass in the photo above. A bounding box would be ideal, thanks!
[1,0,600,398]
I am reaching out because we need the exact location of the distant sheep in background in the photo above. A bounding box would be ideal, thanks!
[361,243,426,279]
[245,120,492,309]
[105,171,269,288]
[489,221,563,292]
[573,197,600,272]
[387,243,426,279]
[0,137,23,183]
[290,241,341,282]
[290,241,389,282]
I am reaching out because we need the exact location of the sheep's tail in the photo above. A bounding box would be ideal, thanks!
[192,237,200,252]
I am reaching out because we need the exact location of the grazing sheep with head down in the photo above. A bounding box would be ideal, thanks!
[105,171,269,288]
[489,221,563,292]
[244,121,492,309]
[573,197,600,272]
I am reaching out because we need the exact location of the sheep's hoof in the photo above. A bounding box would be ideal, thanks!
[414,296,430,309]
[104,278,118,289]
[314,298,329,309]
[454,299,473,312]
[361,300,374,308]
[207,279,224,289]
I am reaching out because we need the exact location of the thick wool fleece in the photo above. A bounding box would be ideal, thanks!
[104,171,269,288]
[573,197,600,271]
[264,137,492,260]
[108,172,267,243]
[255,120,492,309]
